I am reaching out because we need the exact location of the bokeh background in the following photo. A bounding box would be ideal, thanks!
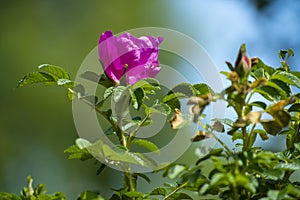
[1,0,300,199]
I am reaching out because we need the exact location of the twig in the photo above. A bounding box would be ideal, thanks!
[163,182,188,200]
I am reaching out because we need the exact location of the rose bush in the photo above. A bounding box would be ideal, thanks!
[12,30,300,199]
[98,30,163,85]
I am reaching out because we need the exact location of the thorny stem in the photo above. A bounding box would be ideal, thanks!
[163,182,188,200]
[69,88,136,192]
[68,88,125,144]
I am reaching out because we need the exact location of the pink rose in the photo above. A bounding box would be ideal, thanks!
[98,30,163,85]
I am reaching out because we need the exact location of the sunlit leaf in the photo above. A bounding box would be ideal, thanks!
[132,78,160,94]
[193,83,214,95]
[145,103,171,116]
[253,86,281,101]
[271,71,300,88]
[38,64,70,80]
[131,139,160,154]
[103,86,115,99]
[17,72,56,87]
[167,164,186,179]
[64,145,93,161]
[76,138,92,149]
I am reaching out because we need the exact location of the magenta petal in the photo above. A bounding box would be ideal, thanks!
[98,30,163,84]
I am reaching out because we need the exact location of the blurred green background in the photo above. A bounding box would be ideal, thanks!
[1,0,300,199]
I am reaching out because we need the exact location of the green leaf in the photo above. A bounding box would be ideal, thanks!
[132,78,160,94]
[253,86,281,101]
[251,68,265,80]
[251,58,275,76]
[38,64,70,80]
[131,87,145,110]
[57,79,73,87]
[274,162,300,171]
[170,192,193,200]
[167,164,186,179]
[145,103,171,116]
[271,71,300,88]
[17,72,56,87]
[103,145,136,163]
[249,101,267,110]
[254,129,269,140]
[288,103,300,112]
[162,92,187,110]
[64,144,93,161]
[168,83,195,96]
[196,148,223,165]
[112,86,127,102]
[72,84,85,97]
[279,49,288,60]
[123,191,145,199]
[80,71,101,83]
[193,83,214,95]
[288,48,294,59]
[104,86,115,99]
[100,145,149,167]
[265,80,290,99]
[291,71,300,80]
[80,71,114,88]
[75,138,92,149]
[112,86,130,119]
[150,187,167,196]
[131,139,160,154]
[262,169,284,181]
[78,191,105,200]
[232,131,243,141]
[0,193,21,200]
[135,173,151,184]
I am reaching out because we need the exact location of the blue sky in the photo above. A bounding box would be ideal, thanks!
[169,0,300,71]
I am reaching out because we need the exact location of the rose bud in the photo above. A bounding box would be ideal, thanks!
[235,44,251,75]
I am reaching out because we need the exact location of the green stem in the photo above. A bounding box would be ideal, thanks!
[124,172,137,192]
[243,123,257,151]
[231,185,239,200]
[69,88,137,193]
[127,114,150,147]
[163,182,188,200]
[68,88,125,144]
[245,90,254,106]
